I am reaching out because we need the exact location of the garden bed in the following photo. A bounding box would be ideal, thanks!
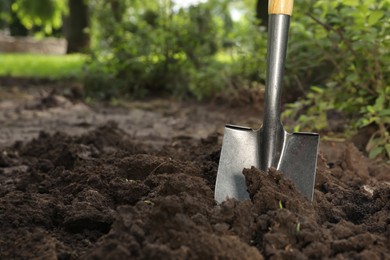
[0,86,389,259]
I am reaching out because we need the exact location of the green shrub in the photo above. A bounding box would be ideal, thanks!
[85,0,230,100]
[284,0,390,159]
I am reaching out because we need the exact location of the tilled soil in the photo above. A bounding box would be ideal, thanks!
[0,88,389,259]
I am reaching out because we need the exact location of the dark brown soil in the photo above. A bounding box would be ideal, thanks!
[0,86,389,259]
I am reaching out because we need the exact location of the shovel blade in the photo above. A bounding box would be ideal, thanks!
[215,125,319,203]
[215,125,260,203]
[279,132,319,200]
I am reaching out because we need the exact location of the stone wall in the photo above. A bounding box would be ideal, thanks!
[0,35,67,54]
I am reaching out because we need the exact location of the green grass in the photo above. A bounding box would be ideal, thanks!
[0,53,87,79]
[0,51,231,80]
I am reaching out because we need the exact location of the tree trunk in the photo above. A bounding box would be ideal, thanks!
[256,0,268,29]
[63,0,89,53]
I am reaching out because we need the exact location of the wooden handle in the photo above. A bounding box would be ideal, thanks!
[269,0,294,16]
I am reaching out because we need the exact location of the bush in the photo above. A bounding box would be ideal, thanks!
[283,0,390,159]
[85,0,230,100]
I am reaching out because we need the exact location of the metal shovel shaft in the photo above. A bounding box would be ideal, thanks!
[261,14,290,170]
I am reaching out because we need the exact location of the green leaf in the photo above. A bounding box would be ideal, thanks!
[368,11,384,26]
[343,0,359,7]
[379,109,390,117]
[385,144,390,159]
[293,125,301,132]
[369,146,383,159]
[366,106,375,114]
[357,118,370,127]
[311,86,324,93]
[373,95,384,110]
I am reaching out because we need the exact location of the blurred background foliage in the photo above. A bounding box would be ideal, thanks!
[0,0,389,159]
[84,0,266,100]
[284,0,390,159]
[0,0,68,36]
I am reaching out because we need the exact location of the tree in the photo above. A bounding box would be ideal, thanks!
[63,0,89,53]
[256,0,268,28]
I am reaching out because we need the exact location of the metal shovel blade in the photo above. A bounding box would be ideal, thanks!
[214,124,319,203]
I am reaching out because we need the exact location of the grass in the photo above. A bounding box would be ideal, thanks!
[0,53,87,79]
[0,51,232,81]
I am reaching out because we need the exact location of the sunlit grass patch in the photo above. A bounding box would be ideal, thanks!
[0,53,87,79]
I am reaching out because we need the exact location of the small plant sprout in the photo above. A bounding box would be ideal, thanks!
[279,200,283,209]
[125,179,137,184]
[296,223,301,233]
[144,200,154,205]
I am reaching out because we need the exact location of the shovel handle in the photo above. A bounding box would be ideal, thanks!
[269,0,294,16]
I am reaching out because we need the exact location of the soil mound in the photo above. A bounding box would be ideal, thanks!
[0,123,389,259]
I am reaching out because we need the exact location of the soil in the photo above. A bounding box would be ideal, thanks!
[0,82,389,259]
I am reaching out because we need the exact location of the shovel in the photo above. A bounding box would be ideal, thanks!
[215,0,319,203]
